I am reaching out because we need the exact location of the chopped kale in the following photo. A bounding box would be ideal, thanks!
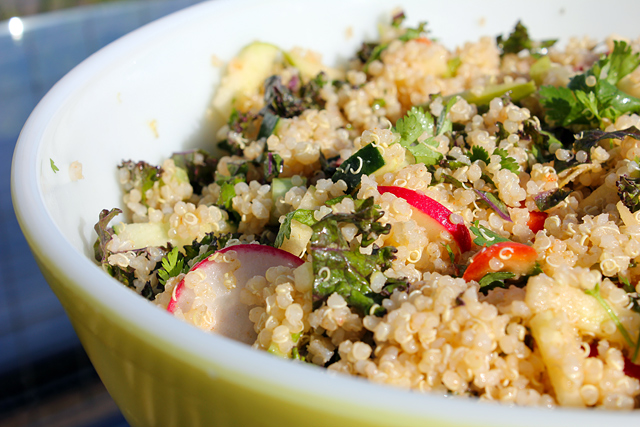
[118,160,163,206]
[534,188,571,211]
[262,73,327,120]
[310,197,407,316]
[617,175,640,213]
[263,152,284,183]
[93,208,122,264]
[496,21,557,57]
[257,112,280,140]
[357,42,380,64]
[171,150,217,194]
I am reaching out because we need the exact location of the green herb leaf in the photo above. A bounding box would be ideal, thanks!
[478,271,516,288]
[469,221,511,247]
[540,41,640,129]
[310,197,408,316]
[274,209,317,248]
[394,106,442,166]
[157,246,184,286]
[469,146,490,164]
[50,159,59,173]
[494,148,520,173]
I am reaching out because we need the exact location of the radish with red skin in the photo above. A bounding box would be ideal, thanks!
[462,241,538,283]
[377,186,472,255]
[527,211,548,234]
[167,244,303,344]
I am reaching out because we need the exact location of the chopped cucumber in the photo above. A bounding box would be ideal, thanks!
[113,222,171,250]
[451,80,537,106]
[530,56,552,87]
[284,50,345,82]
[332,143,386,192]
[212,42,282,119]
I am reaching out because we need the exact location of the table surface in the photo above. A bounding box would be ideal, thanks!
[0,1,205,425]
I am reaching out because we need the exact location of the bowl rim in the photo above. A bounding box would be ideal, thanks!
[10,0,640,425]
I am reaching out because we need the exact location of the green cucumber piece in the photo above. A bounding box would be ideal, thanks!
[452,80,537,106]
[332,144,385,192]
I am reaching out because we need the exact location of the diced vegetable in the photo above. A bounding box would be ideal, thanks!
[463,241,538,283]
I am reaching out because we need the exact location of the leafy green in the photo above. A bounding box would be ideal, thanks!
[469,221,511,247]
[617,175,640,213]
[398,22,427,42]
[93,208,122,264]
[157,246,184,286]
[540,41,640,129]
[474,189,512,222]
[262,73,327,119]
[263,152,284,183]
[310,197,408,316]
[534,188,571,211]
[494,148,520,173]
[50,159,59,173]
[496,21,557,57]
[171,150,218,194]
[585,282,636,350]
[393,106,442,166]
[391,10,405,27]
[469,146,490,164]
[118,160,163,206]
[325,195,352,206]
[257,112,279,140]
[274,209,317,248]
[478,271,516,288]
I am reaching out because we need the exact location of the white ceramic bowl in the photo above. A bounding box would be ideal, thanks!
[11,1,640,426]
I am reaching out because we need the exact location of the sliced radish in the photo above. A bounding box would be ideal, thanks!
[377,186,472,255]
[527,211,548,234]
[167,244,303,344]
[462,241,538,282]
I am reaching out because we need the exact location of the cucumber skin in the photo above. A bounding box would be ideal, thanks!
[332,144,385,191]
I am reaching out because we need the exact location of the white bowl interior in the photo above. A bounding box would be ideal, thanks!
[12,0,640,426]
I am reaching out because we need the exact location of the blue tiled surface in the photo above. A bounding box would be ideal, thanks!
[0,0,205,424]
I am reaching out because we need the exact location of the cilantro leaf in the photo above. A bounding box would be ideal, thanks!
[394,106,443,166]
[274,209,317,248]
[494,148,520,173]
[157,246,184,285]
[50,159,59,173]
[469,221,511,247]
[540,41,640,129]
[478,271,516,288]
[469,146,490,164]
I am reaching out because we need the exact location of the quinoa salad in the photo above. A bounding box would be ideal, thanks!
[94,12,640,409]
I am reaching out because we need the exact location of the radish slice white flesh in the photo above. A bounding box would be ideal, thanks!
[167,244,303,344]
